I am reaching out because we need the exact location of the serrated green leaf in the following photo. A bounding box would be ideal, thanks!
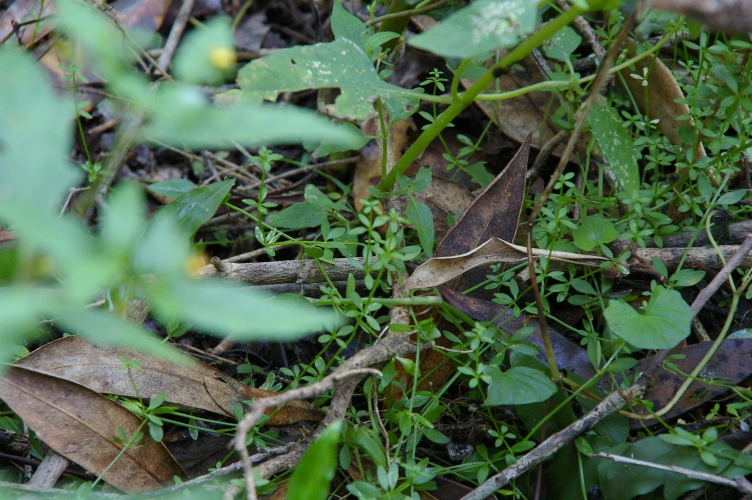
[408,0,536,59]
[485,366,557,405]
[237,39,419,121]
[604,286,691,349]
[588,105,639,198]
[287,421,343,500]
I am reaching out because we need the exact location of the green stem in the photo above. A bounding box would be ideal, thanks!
[378,6,585,192]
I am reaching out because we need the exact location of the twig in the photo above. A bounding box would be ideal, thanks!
[232,330,426,499]
[590,452,752,494]
[156,0,196,74]
[460,385,643,500]
[690,234,752,317]
[196,257,370,284]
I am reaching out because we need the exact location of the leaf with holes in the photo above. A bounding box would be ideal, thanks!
[408,0,536,59]
[237,39,419,121]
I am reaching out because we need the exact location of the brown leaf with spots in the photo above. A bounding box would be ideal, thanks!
[0,366,186,493]
[14,336,323,425]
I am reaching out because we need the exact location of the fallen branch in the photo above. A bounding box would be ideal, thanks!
[590,452,752,495]
[460,385,643,500]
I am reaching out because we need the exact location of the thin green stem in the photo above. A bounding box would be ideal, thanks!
[379,5,585,192]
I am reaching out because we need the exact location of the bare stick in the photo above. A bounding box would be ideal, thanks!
[460,385,643,500]
[691,234,752,317]
[156,0,196,73]
[197,257,369,284]
[591,452,752,494]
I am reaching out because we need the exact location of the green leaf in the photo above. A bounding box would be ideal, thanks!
[423,428,450,444]
[151,279,338,340]
[572,215,619,251]
[287,421,343,500]
[408,0,537,59]
[237,39,419,121]
[315,123,370,157]
[146,179,196,199]
[0,50,80,215]
[541,26,582,63]
[172,16,235,86]
[485,366,557,405]
[331,0,371,49]
[588,105,639,198]
[101,183,146,252]
[156,179,234,238]
[604,286,692,349]
[142,86,362,149]
[273,202,328,229]
[407,200,434,257]
[716,189,746,205]
[54,308,185,364]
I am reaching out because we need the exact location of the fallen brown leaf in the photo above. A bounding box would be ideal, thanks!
[14,337,323,425]
[0,366,186,493]
[405,237,607,290]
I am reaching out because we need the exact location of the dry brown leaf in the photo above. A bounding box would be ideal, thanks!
[14,337,323,425]
[0,0,55,47]
[0,366,186,493]
[621,43,706,159]
[405,237,607,290]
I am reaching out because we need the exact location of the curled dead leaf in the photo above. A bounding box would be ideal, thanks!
[404,237,607,290]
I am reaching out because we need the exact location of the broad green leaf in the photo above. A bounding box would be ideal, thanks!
[588,105,639,198]
[542,26,582,63]
[142,86,362,149]
[102,182,147,252]
[273,202,328,229]
[151,279,338,340]
[172,16,235,85]
[0,50,79,215]
[287,421,343,500]
[604,286,691,349]
[408,0,537,59]
[156,179,234,237]
[134,214,191,277]
[331,0,371,50]
[572,215,619,251]
[146,179,196,199]
[485,366,557,405]
[406,200,434,257]
[237,39,419,121]
[0,288,51,364]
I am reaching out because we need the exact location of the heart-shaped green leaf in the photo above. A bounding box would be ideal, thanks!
[604,286,691,349]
